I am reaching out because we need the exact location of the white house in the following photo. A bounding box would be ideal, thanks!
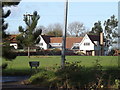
[7,35,18,49]
[36,35,83,50]
[79,34,108,56]
[36,35,52,50]
[9,33,108,56]
[37,33,108,56]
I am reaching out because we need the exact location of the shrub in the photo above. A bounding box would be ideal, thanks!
[27,61,120,89]
[51,48,61,55]
[108,49,115,56]
[113,79,120,89]
[2,63,8,69]
[2,45,17,60]
[29,70,55,87]
[65,50,76,55]
[75,51,86,56]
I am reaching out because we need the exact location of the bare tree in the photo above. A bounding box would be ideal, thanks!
[37,25,47,34]
[47,23,63,31]
[68,21,85,37]
[46,23,63,37]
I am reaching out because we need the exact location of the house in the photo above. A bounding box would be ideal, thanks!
[78,34,108,56]
[36,35,53,50]
[37,33,108,56]
[7,35,18,49]
[7,33,108,56]
[36,35,83,50]
[50,37,83,49]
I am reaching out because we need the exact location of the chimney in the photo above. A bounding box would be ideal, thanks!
[100,32,104,45]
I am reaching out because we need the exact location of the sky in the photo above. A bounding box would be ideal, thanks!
[4,0,118,34]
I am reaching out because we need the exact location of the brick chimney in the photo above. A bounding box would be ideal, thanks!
[100,32,104,56]
[100,32,104,45]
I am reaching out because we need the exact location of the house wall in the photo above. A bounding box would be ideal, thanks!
[36,36,48,50]
[10,43,18,49]
[79,35,95,51]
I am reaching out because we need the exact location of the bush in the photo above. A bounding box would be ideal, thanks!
[108,49,115,56]
[27,61,120,89]
[28,62,103,89]
[2,63,8,69]
[65,50,77,55]
[51,48,61,55]
[29,70,55,87]
[2,45,17,60]
[75,51,86,56]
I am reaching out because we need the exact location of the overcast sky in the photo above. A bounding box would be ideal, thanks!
[4,0,118,34]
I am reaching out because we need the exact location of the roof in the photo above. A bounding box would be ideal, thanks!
[87,34,100,41]
[7,34,18,43]
[41,35,54,44]
[50,37,83,49]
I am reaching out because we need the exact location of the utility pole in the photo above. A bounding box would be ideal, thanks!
[61,0,68,68]
[118,1,120,68]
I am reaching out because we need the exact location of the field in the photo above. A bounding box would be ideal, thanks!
[2,56,119,75]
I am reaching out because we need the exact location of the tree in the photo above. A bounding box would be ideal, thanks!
[46,23,63,37]
[37,25,47,34]
[2,1,21,39]
[89,21,103,35]
[16,11,41,58]
[68,21,85,37]
[2,1,21,60]
[104,15,118,46]
[89,15,118,48]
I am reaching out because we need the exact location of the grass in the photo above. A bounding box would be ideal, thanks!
[2,56,119,76]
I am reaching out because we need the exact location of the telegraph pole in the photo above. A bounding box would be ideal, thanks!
[61,0,68,68]
[118,1,120,68]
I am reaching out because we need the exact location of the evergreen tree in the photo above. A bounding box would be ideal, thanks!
[16,11,42,58]
[2,1,20,60]
[89,15,118,47]
[89,21,103,35]
[104,15,118,46]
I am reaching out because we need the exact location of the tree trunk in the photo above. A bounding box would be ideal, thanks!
[28,46,30,58]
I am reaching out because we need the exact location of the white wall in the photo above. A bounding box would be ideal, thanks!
[10,43,18,49]
[36,36,48,50]
[79,35,94,50]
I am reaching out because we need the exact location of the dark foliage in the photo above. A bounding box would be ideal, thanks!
[28,60,120,89]
[2,1,20,60]
[2,63,8,69]
[2,45,17,60]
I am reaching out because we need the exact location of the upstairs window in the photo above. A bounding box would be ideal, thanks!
[40,43,43,46]
[84,42,90,46]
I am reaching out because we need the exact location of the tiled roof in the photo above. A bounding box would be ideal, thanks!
[41,35,54,44]
[7,34,18,43]
[50,37,83,49]
[87,35,100,41]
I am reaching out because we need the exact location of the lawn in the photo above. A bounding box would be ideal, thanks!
[2,56,119,75]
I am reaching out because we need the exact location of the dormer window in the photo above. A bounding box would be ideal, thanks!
[84,42,90,46]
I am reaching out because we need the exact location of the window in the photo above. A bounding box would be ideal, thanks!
[50,43,62,46]
[84,42,90,46]
[72,46,79,49]
[40,43,43,46]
